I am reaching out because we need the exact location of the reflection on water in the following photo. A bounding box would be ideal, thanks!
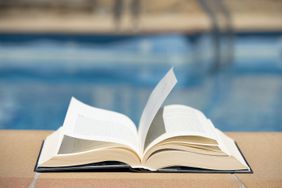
[0,34,281,131]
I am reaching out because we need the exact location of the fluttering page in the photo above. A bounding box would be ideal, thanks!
[61,68,177,156]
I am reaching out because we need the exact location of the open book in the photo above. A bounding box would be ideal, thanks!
[35,68,251,173]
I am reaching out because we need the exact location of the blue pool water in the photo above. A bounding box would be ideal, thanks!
[0,33,281,131]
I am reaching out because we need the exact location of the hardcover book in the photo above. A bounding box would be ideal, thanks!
[35,68,251,173]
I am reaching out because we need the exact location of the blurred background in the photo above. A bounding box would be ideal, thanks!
[0,0,281,131]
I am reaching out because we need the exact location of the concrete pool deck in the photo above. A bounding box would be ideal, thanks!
[1,0,282,34]
[0,130,281,187]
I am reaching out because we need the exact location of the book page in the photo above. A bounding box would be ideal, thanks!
[138,68,177,152]
[58,135,121,154]
[143,105,218,154]
[38,127,64,165]
[215,129,249,169]
[162,105,216,137]
[62,97,139,152]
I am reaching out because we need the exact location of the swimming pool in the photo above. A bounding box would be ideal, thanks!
[0,33,281,131]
